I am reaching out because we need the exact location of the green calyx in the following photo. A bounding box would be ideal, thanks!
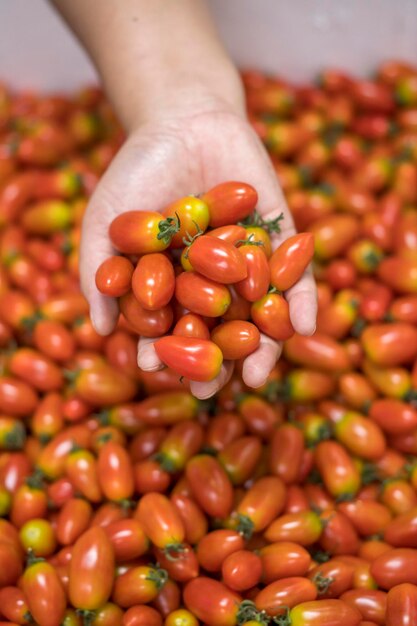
[153,452,178,474]
[157,213,181,244]
[239,210,284,233]
[5,423,26,450]
[236,600,269,626]
[162,542,187,562]
[181,220,204,257]
[146,565,169,589]
[313,572,335,594]
[75,609,97,626]
[235,513,255,540]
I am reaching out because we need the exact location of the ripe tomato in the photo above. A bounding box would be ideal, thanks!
[56,498,92,545]
[109,210,179,254]
[135,492,185,553]
[211,321,260,360]
[104,518,149,562]
[173,313,210,339]
[95,255,133,297]
[260,541,311,584]
[255,577,318,616]
[251,293,294,341]
[65,448,102,502]
[269,233,314,291]
[170,494,208,546]
[202,181,258,227]
[205,412,246,451]
[361,323,417,366]
[33,319,75,362]
[10,480,48,528]
[112,564,168,608]
[319,510,360,556]
[154,336,223,382]
[134,458,171,493]
[332,410,386,461]
[22,559,66,626]
[377,256,417,293]
[119,291,173,337]
[183,577,242,626]
[175,272,231,317]
[134,392,198,425]
[153,542,199,582]
[0,376,38,417]
[37,424,91,479]
[98,440,134,501]
[0,541,23,588]
[236,476,286,535]
[284,599,362,626]
[370,549,417,589]
[234,243,270,302]
[206,224,247,245]
[196,529,244,572]
[338,373,377,410]
[309,214,359,260]
[369,399,417,434]
[268,424,304,484]
[222,550,262,591]
[0,586,30,624]
[69,527,115,610]
[132,253,175,310]
[218,435,262,485]
[223,286,252,321]
[9,348,63,392]
[123,605,162,626]
[340,589,387,625]
[162,196,210,248]
[386,583,417,626]
[187,235,247,284]
[284,332,350,371]
[186,454,233,518]
[315,440,360,498]
[265,510,322,546]
[157,421,204,473]
[338,500,392,537]
[308,559,354,599]
[74,362,138,406]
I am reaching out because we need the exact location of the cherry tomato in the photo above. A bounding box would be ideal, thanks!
[218,435,262,485]
[319,510,360,556]
[98,440,135,501]
[69,527,115,610]
[309,214,359,260]
[74,362,138,406]
[202,181,258,227]
[109,211,179,254]
[309,559,354,599]
[175,272,231,317]
[157,421,204,473]
[265,510,322,546]
[361,323,417,366]
[284,332,350,371]
[332,410,386,461]
[284,599,362,626]
[369,399,417,434]
[222,550,262,591]
[196,529,244,572]
[186,235,247,284]
[255,577,318,617]
[65,448,102,502]
[112,564,168,608]
[259,541,311,584]
[377,256,417,294]
[0,376,38,417]
[0,586,30,625]
[206,224,247,245]
[237,394,283,440]
[56,497,92,545]
[173,313,210,339]
[183,577,242,626]
[164,609,198,626]
[119,291,173,337]
[371,549,417,589]
[162,196,210,248]
[9,348,63,392]
[154,542,199,582]
[223,286,252,321]
[269,233,314,291]
[95,256,134,297]
[10,480,48,528]
[0,541,23,588]
[22,558,66,626]
[33,320,75,362]
[135,492,185,554]
[338,500,392,537]
[154,336,223,382]
[236,476,286,535]
[104,518,149,562]
[19,518,56,556]
[211,321,260,360]
[186,454,233,518]
[134,392,198,425]
[340,589,387,625]
[386,583,417,626]
[251,293,294,341]
[123,605,162,626]
[315,440,361,498]
[132,253,175,310]
[37,424,91,479]
[234,243,270,302]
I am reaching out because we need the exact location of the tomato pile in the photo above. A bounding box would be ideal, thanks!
[95,183,314,380]
[1,60,417,626]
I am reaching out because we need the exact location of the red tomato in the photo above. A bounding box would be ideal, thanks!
[234,243,270,302]
[255,577,318,616]
[187,235,247,283]
[308,559,355,599]
[284,332,350,371]
[211,321,260,360]
[0,542,23,588]
[162,196,210,248]
[175,272,231,317]
[153,543,199,583]
[119,291,173,337]
[260,541,311,584]
[186,455,233,519]
[369,399,417,435]
[202,181,258,227]
[154,336,223,382]
[218,435,262,485]
[10,481,48,528]
[237,476,287,535]
[286,599,362,626]
[22,560,66,626]
[377,256,417,293]
[386,583,417,626]
[222,286,252,321]
[265,510,322,546]
[104,518,149,562]
[269,233,314,291]
[319,510,360,556]
[74,362,138,406]
[251,293,294,341]
[98,441,134,501]
[338,500,392,537]
[135,492,185,552]
[9,348,63,392]
[109,211,179,254]
[37,424,91,479]
[309,214,359,260]
[183,577,242,626]
[315,440,361,498]
[0,586,29,624]
[268,423,304,484]
[95,255,133,297]
[205,412,246,452]
[170,494,208,546]
[69,527,115,610]
[340,589,387,625]
[112,565,168,608]
[33,320,75,362]
[65,448,102,502]
[370,549,417,589]
[221,550,262,591]
[132,253,175,310]
[206,224,247,245]
[361,323,417,366]
[157,421,204,473]
[196,529,244,572]
[56,497,92,545]
[332,410,386,461]
[173,314,210,339]
[39,292,89,324]
[0,376,38,417]
[123,605,162,626]
[134,392,198,426]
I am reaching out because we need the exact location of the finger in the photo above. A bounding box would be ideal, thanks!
[80,206,119,335]
[242,333,283,388]
[285,266,317,336]
[190,361,234,400]
[137,337,165,372]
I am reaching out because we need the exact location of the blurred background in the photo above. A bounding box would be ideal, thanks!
[1,0,417,91]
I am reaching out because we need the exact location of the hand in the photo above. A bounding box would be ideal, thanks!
[80,101,317,399]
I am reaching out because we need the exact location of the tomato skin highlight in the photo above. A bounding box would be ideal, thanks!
[69,527,115,610]
[288,599,362,626]
[22,560,66,626]
[196,529,244,572]
[251,293,294,341]
[98,440,135,501]
[221,549,262,591]
[340,589,387,625]
[202,181,258,227]
[183,577,241,626]
[187,235,247,284]
[175,272,231,317]
[234,244,270,302]
[255,576,318,616]
[132,253,175,311]
[386,583,417,626]
[173,314,210,340]
[135,492,185,550]
[269,232,314,291]
[186,455,233,518]
[154,336,223,382]
[211,321,260,360]
[370,548,417,589]
[265,510,322,546]
[95,255,133,297]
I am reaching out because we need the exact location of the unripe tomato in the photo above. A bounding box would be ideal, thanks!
[19,518,56,556]
[236,476,286,535]
[162,196,210,248]
[33,320,75,362]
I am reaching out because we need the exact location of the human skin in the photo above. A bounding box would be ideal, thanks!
[51,0,317,398]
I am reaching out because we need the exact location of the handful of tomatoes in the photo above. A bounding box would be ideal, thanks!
[95,182,314,382]
[1,60,417,626]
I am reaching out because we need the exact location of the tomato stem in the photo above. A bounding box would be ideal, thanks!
[235,513,255,540]
[313,572,335,594]
[236,600,268,626]
[4,423,26,450]
[26,548,45,567]
[146,565,168,588]
[182,221,204,257]
[162,543,187,561]
[26,469,46,489]
[153,452,177,474]
[235,233,264,247]
[157,213,181,244]
[75,609,96,626]
[239,210,284,233]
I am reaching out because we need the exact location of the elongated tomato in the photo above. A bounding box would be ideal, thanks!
[95,255,133,297]
[119,291,173,337]
[202,181,258,227]
[109,210,179,254]
[370,549,417,589]
[183,577,242,626]
[362,323,417,366]
[251,293,294,341]
[284,332,350,371]
[162,196,210,248]
[173,314,210,340]
[315,440,360,498]
[386,583,417,626]
[98,440,134,501]
[0,376,38,417]
[287,599,362,625]
[132,253,175,310]
[135,493,185,551]
[69,527,115,610]
[187,236,247,283]
[154,336,223,382]
[74,363,138,406]
[269,232,314,291]
[255,577,317,616]
[206,224,247,245]
[186,455,233,518]
[175,272,231,317]
[234,243,270,302]
[236,476,287,535]
[22,559,66,626]
[211,321,260,359]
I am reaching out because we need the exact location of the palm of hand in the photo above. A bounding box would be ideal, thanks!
[80,109,316,398]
